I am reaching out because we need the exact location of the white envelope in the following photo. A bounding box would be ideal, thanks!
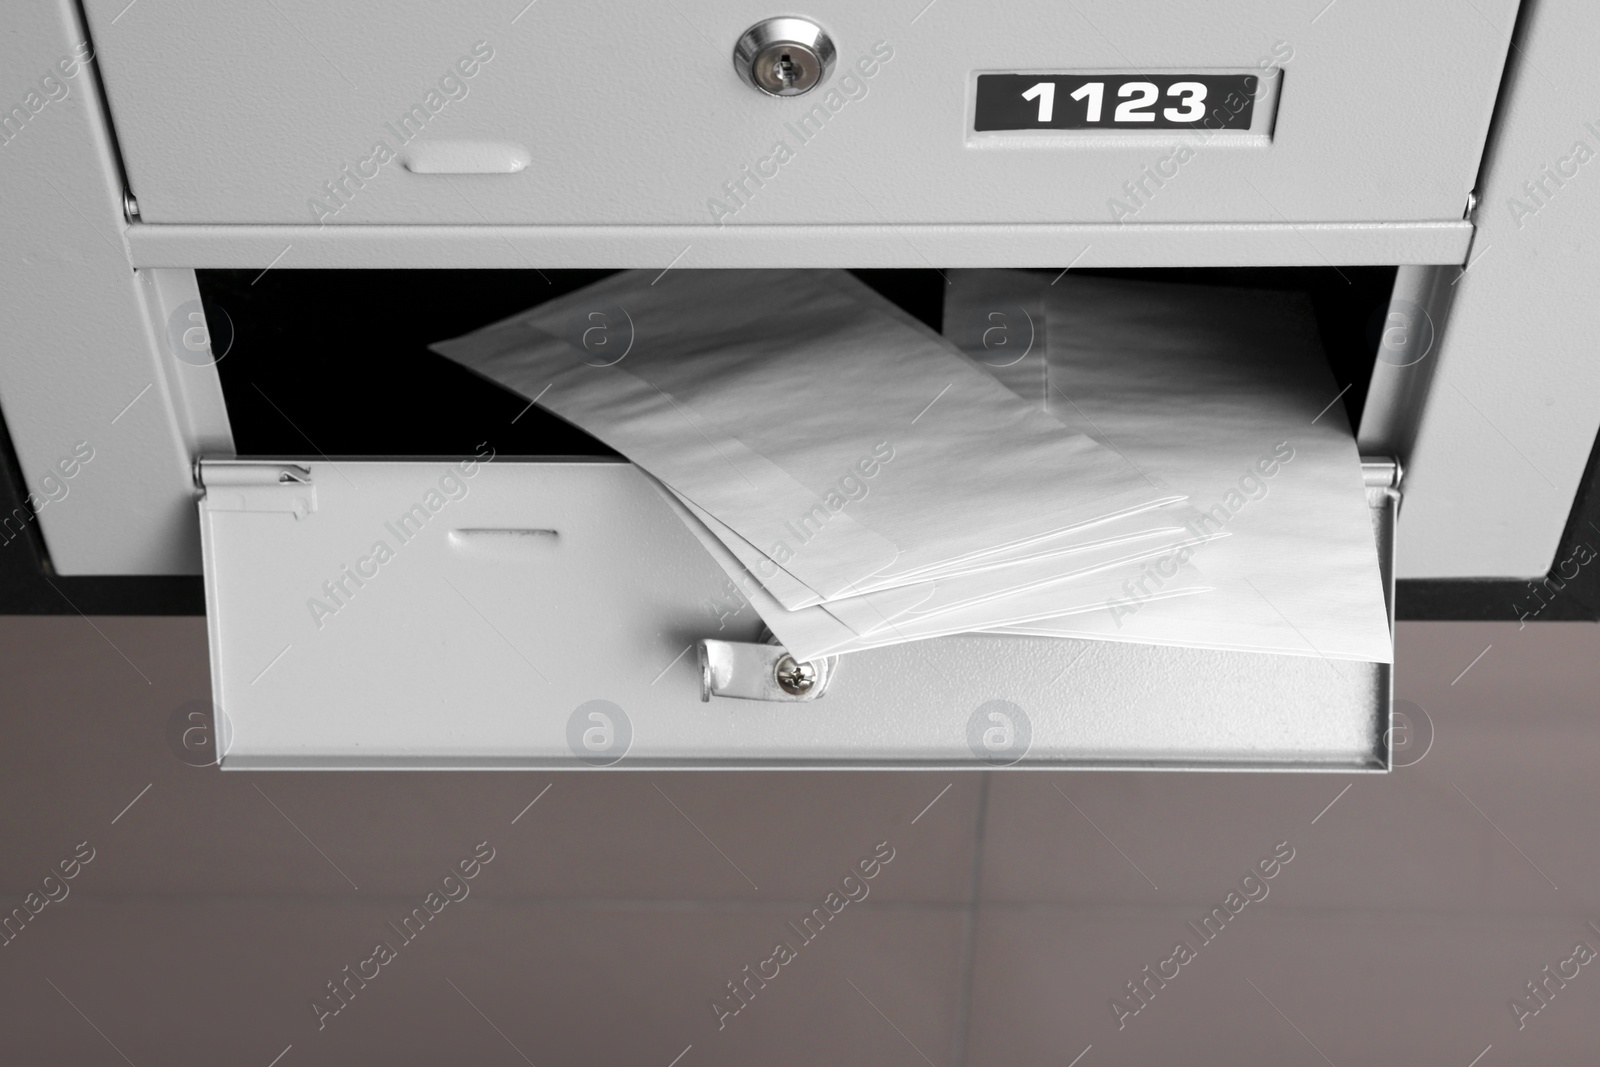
[676,480,1203,612]
[653,480,1213,661]
[431,269,1181,603]
[945,270,1393,665]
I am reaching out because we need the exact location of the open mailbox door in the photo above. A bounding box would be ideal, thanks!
[198,455,1396,772]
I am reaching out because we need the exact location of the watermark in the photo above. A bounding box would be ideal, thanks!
[1108,42,1293,222]
[166,299,235,368]
[702,574,753,633]
[1506,126,1600,230]
[307,41,496,225]
[707,41,896,225]
[566,700,632,767]
[1387,700,1434,768]
[1512,539,1595,628]
[1508,922,1600,1030]
[0,41,93,149]
[166,700,235,768]
[561,303,634,367]
[310,841,496,1029]
[0,841,95,949]
[1106,441,1296,625]
[710,841,896,1029]
[687,441,901,629]
[306,444,495,630]
[1109,841,1296,1030]
[949,305,1036,369]
[967,699,1032,766]
[763,441,896,574]
[1108,142,1203,223]
[0,440,95,550]
[1367,299,1435,368]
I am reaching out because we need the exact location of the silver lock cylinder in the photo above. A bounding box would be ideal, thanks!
[734,17,836,97]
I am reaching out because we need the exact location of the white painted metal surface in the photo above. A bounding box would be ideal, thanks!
[1357,264,1456,459]
[8,0,1592,586]
[83,0,1511,228]
[122,221,1473,271]
[0,1,233,576]
[201,459,1389,770]
[1397,0,1600,579]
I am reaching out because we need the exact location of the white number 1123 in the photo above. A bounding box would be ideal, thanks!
[1018,79,1212,125]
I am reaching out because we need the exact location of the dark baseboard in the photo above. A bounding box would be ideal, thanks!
[1397,578,1598,623]
[0,567,205,615]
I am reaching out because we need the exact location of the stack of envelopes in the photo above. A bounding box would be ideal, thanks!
[432,268,1217,662]
[942,269,1392,665]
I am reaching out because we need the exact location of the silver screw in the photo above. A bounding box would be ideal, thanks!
[773,654,818,695]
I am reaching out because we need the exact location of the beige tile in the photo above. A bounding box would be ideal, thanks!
[1394,620,1600,716]
[10,616,1600,1065]
[1283,620,1600,915]
[0,896,966,1067]
[978,738,1589,916]
[980,622,1600,916]
[966,905,1600,1067]
[493,772,979,903]
[0,617,978,903]
[979,770,1328,907]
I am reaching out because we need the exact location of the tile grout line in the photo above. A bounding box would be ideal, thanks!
[950,772,992,1067]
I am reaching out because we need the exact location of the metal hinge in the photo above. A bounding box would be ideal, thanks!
[198,460,316,518]
[1361,455,1401,633]
[1361,455,1402,492]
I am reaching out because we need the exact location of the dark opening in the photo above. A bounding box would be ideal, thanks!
[195,266,1394,459]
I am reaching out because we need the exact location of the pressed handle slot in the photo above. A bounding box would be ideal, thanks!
[448,528,559,555]
[402,141,531,174]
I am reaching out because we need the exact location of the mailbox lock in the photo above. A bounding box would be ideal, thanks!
[773,654,820,695]
[734,17,836,97]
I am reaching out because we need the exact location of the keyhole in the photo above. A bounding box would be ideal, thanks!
[734,18,834,97]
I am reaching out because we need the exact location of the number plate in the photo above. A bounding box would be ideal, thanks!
[974,74,1259,132]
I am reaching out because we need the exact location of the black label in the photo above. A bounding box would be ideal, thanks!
[974,74,1258,132]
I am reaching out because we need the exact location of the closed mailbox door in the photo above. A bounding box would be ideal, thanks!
[86,0,1515,229]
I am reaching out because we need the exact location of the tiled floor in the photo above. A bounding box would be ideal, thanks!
[2,616,1598,1064]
